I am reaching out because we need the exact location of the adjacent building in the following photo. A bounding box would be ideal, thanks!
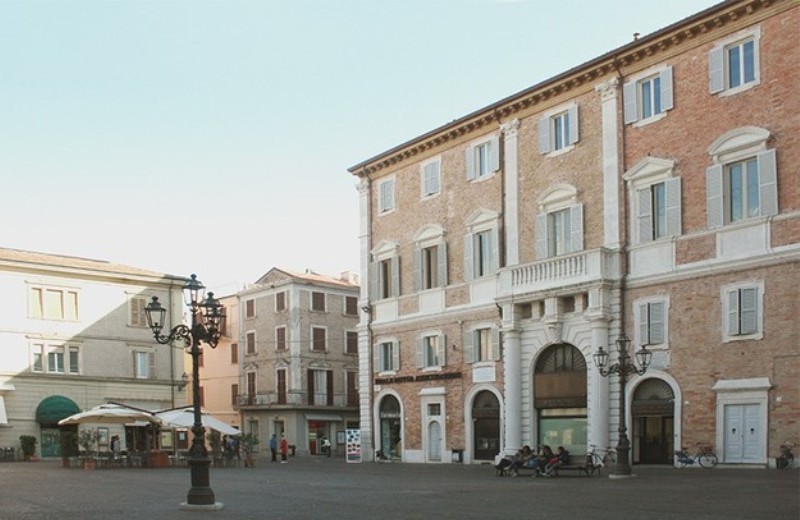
[349,0,799,466]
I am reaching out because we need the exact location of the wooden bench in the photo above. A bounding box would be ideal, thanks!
[548,454,595,477]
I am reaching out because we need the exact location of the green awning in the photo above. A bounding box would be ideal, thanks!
[35,395,80,427]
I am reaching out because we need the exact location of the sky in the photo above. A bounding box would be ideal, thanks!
[0,0,720,295]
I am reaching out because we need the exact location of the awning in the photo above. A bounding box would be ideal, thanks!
[305,414,344,422]
[36,395,80,427]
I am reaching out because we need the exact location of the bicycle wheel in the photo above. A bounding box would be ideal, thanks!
[698,452,718,468]
[777,453,793,469]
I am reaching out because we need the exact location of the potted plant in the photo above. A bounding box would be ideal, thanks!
[19,435,37,461]
[59,430,79,467]
[240,433,259,468]
[78,428,98,470]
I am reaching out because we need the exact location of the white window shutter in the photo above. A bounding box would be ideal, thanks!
[463,329,475,364]
[660,66,674,111]
[637,187,653,243]
[740,288,758,334]
[492,329,501,361]
[570,204,584,253]
[148,352,155,379]
[437,240,448,287]
[705,165,724,228]
[373,343,381,373]
[665,177,682,237]
[535,213,548,259]
[132,351,138,377]
[490,135,501,171]
[390,257,400,298]
[465,146,476,180]
[727,290,740,336]
[757,149,778,217]
[392,340,400,371]
[538,116,551,154]
[623,80,638,124]
[463,233,474,282]
[649,302,665,344]
[369,260,379,301]
[439,334,446,367]
[709,47,725,94]
[489,226,500,274]
[638,303,649,345]
[568,105,579,144]
[414,247,422,292]
[417,338,425,368]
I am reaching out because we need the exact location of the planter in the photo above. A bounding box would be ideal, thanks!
[82,458,96,471]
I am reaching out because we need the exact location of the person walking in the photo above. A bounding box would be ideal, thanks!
[269,433,278,463]
[279,433,289,463]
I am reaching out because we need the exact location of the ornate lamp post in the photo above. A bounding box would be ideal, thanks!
[593,333,652,478]
[145,274,225,509]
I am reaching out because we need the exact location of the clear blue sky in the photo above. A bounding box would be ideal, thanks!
[0,0,718,294]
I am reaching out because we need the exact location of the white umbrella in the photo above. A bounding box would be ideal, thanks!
[155,408,240,436]
[58,403,161,426]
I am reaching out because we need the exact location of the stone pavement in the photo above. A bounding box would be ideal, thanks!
[0,456,797,520]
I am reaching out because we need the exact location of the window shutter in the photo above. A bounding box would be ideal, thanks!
[637,187,653,243]
[369,260,379,301]
[757,149,778,217]
[307,369,315,405]
[709,47,725,94]
[638,303,649,345]
[535,213,548,259]
[705,165,724,228]
[417,337,425,368]
[437,240,448,287]
[148,352,155,379]
[538,116,550,154]
[463,233,474,282]
[438,334,446,367]
[132,351,138,377]
[623,80,638,124]
[649,302,665,344]
[660,66,674,111]
[490,135,501,171]
[492,329,501,361]
[570,204,584,253]
[326,370,334,406]
[727,290,740,336]
[568,104,579,144]
[390,257,400,298]
[373,343,381,373]
[489,226,500,274]
[740,288,758,334]
[664,177,682,237]
[414,247,422,292]
[392,340,400,371]
[463,330,475,364]
[465,146,476,180]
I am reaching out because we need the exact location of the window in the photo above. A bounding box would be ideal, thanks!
[535,204,584,258]
[706,127,776,229]
[417,333,445,369]
[48,349,64,374]
[307,369,333,406]
[312,327,327,351]
[231,384,239,406]
[133,350,154,379]
[709,30,760,94]
[539,104,579,154]
[421,159,441,198]
[723,283,763,341]
[413,225,448,291]
[378,177,395,213]
[465,136,499,180]
[245,300,255,318]
[276,327,287,351]
[637,301,666,346]
[246,331,256,355]
[624,157,682,245]
[230,343,238,364]
[371,242,400,300]
[31,342,81,375]
[464,210,500,281]
[29,286,79,321]
[428,403,441,416]
[311,291,326,311]
[346,331,358,355]
[275,291,286,312]
[246,371,256,402]
[277,369,287,404]
[344,296,358,316]
[375,340,399,373]
[129,297,148,327]
[465,327,500,363]
[623,67,673,124]
[346,371,358,407]
[68,346,80,374]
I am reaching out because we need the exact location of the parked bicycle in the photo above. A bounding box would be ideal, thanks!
[586,445,616,476]
[776,442,794,469]
[674,443,718,468]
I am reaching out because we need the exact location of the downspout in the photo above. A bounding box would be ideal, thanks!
[612,57,629,335]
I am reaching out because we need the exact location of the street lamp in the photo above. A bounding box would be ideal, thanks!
[145,274,225,509]
[593,333,652,478]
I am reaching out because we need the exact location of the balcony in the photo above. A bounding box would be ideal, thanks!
[236,392,358,409]
[498,248,621,297]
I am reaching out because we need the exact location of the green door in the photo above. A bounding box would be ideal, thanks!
[41,429,61,458]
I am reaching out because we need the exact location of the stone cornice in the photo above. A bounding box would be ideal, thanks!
[348,0,791,178]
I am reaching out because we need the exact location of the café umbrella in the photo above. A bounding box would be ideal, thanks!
[155,407,240,436]
[58,403,161,426]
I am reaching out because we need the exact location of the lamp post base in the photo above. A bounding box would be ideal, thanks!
[179,502,225,511]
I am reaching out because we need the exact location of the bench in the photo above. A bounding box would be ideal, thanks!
[548,454,596,477]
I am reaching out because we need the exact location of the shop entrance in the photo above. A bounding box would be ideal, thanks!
[632,378,675,464]
[472,391,500,461]
[534,343,587,454]
[378,395,402,460]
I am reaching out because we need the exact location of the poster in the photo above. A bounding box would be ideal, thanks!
[345,428,362,463]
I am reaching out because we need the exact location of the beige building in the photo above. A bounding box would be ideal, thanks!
[0,247,186,458]
[234,268,360,456]
[350,0,799,467]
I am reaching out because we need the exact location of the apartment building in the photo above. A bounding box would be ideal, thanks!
[349,0,799,466]
[0,247,186,457]
[235,268,360,456]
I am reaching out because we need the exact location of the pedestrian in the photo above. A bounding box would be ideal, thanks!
[269,433,278,463]
[279,433,289,463]
[321,436,331,457]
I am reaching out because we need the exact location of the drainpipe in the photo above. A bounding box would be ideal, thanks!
[612,56,629,335]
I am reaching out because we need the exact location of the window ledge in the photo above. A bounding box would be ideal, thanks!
[421,366,443,373]
[546,145,575,158]
[722,332,763,343]
[717,80,760,98]
[632,112,667,128]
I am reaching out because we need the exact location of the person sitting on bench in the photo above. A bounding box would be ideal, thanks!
[541,445,569,477]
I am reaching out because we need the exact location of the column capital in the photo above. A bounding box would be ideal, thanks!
[595,77,620,102]
[500,118,520,138]
[356,176,371,195]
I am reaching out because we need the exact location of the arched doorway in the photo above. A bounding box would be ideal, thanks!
[632,378,674,464]
[534,344,587,454]
[472,390,500,461]
[378,395,402,460]
[35,395,80,458]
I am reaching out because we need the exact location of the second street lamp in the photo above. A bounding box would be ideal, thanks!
[593,333,652,478]
[145,274,225,509]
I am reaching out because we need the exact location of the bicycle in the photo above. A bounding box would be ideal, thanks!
[674,443,718,468]
[776,442,794,469]
[586,445,616,476]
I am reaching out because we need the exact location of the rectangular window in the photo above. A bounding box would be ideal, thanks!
[231,384,239,406]
[640,75,662,120]
[727,158,759,223]
[422,244,439,289]
[312,327,326,351]
[380,341,395,372]
[422,160,441,197]
[710,34,759,94]
[32,345,43,372]
[311,291,326,311]
[539,105,579,154]
[727,287,759,336]
[379,258,393,299]
[130,297,148,327]
[277,369,287,404]
[276,327,287,351]
[246,331,256,354]
[476,328,494,362]
[48,349,65,374]
[275,291,286,312]
[309,369,331,406]
[230,343,238,364]
[548,208,572,256]
[133,351,153,379]
[346,331,358,355]
[345,296,358,316]
[245,300,255,318]
[346,371,358,407]
[475,230,493,277]
[29,287,79,321]
[379,178,395,213]
[552,111,570,151]
[422,335,441,368]
[639,302,666,346]
[475,142,493,178]
[466,136,499,180]
[246,372,256,401]
[68,346,80,374]
[727,39,756,89]
[428,403,441,416]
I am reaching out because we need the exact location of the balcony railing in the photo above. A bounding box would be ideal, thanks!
[236,392,358,409]
[499,248,621,296]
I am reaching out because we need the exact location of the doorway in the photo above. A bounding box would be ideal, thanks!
[427,421,442,462]
[472,391,500,461]
[723,404,762,463]
[632,378,675,464]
